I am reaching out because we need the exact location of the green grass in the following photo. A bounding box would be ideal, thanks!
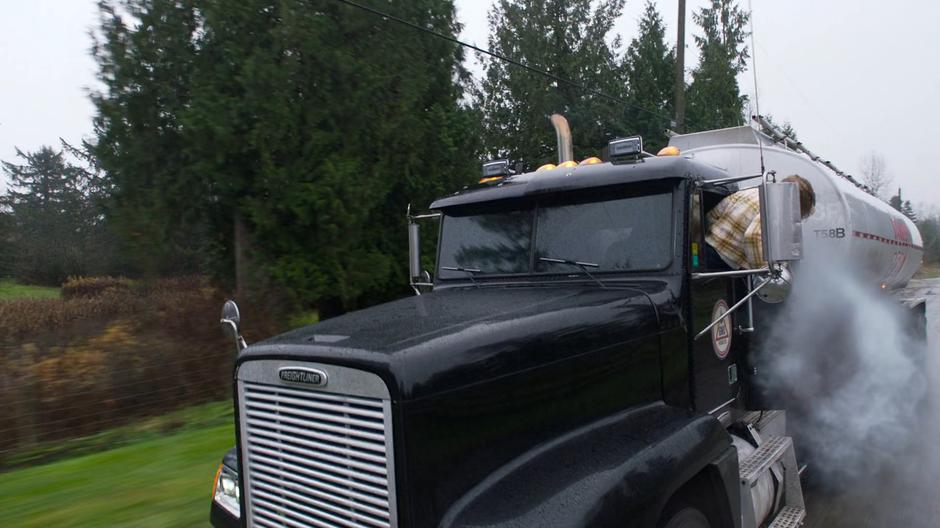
[0,279,60,300]
[0,408,235,527]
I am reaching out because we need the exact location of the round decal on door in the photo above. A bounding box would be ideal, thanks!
[711,299,732,360]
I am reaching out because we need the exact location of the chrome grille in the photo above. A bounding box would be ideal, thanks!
[238,361,396,528]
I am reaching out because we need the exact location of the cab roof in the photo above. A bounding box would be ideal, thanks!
[430,155,729,210]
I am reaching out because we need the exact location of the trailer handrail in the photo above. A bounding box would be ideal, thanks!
[754,115,870,194]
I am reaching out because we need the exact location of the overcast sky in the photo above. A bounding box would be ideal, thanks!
[3,1,939,211]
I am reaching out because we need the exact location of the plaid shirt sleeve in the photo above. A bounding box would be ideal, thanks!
[705,189,765,269]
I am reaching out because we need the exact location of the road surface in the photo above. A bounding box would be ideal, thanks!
[804,278,940,527]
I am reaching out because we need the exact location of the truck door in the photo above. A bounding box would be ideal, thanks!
[688,189,744,416]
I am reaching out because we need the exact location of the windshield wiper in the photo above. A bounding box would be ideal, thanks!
[538,257,605,288]
[442,266,481,288]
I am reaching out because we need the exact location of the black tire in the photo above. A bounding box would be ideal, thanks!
[657,474,721,528]
[659,506,711,528]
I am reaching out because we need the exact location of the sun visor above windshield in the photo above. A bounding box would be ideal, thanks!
[430,156,726,210]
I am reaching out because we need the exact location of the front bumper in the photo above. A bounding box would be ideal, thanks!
[210,500,240,528]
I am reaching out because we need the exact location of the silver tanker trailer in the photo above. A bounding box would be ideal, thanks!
[671,119,924,290]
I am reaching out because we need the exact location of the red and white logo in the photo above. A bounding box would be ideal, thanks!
[711,299,732,360]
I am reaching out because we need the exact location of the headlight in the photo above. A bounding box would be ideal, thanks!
[212,463,241,518]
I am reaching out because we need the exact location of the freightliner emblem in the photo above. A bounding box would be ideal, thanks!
[278,367,328,388]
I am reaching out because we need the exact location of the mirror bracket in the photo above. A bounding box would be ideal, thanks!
[407,204,441,296]
[220,300,248,352]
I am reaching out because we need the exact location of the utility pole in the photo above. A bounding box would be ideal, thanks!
[674,0,686,133]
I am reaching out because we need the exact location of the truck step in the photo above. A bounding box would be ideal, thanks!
[767,505,806,528]
[739,435,791,486]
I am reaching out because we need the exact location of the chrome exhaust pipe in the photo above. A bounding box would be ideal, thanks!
[550,114,573,163]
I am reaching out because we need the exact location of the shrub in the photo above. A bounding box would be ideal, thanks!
[61,276,132,300]
[0,290,140,342]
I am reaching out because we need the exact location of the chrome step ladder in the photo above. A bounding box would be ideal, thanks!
[738,414,806,527]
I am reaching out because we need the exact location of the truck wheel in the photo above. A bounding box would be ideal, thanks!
[659,506,711,528]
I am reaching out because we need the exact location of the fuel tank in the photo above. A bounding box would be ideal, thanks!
[671,126,923,288]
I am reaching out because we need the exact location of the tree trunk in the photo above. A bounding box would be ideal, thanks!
[234,211,247,299]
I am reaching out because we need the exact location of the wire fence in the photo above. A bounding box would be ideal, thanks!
[0,345,233,465]
[0,276,276,469]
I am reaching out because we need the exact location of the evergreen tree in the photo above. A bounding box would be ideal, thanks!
[918,215,940,263]
[190,0,480,313]
[477,0,627,167]
[92,0,480,313]
[889,187,917,221]
[902,202,917,222]
[686,0,750,132]
[91,0,205,275]
[61,138,124,276]
[889,188,902,211]
[622,1,675,152]
[0,147,96,284]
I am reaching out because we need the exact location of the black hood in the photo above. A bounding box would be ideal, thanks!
[238,283,670,400]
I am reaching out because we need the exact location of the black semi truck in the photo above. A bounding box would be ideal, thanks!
[209,118,925,528]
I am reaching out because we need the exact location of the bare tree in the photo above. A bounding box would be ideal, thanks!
[859,151,891,200]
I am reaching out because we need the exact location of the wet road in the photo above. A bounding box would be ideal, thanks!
[804,278,940,528]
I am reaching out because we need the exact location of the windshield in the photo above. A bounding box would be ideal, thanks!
[438,190,673,279]
[437,208,532,275]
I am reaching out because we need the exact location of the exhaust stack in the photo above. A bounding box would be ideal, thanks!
[550,114,573,164]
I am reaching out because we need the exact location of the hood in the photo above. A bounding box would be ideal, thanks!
[239,283,670,400]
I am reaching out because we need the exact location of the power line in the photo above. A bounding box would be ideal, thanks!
[331,0,711,132]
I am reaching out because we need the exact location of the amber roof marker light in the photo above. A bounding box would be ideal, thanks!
[657,145,681,156]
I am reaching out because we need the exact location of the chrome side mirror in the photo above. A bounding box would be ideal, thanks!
[220,300,247,352]
[760,180,804,264]
[757,180,800,304]
[757,266,792,304]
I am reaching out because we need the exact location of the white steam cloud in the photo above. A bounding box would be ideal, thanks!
[756,248,939,526]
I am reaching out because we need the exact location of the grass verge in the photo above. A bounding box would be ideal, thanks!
[0,406,234,527]
[0,279,60,300]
